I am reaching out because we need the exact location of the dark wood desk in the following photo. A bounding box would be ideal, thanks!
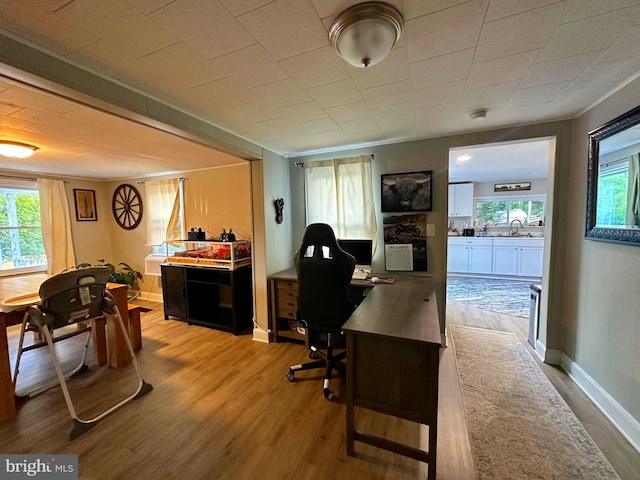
[0,276,129,421]
[343,276,441,479]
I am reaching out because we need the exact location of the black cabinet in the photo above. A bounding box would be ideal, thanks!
[161,264,253,335]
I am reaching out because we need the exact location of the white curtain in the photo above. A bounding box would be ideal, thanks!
[37,178,75,275]
[305,155,377,250]
[145,178,183,246]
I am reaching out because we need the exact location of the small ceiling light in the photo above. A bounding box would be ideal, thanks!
[0,141,38,158]
[457,154,471,162]
[329,2,404,68]
[469,109,488,120]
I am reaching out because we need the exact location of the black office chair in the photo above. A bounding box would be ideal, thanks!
[12,267,153,440]
[286,223,355,400]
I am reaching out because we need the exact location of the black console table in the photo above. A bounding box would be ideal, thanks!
[161,264,253,335]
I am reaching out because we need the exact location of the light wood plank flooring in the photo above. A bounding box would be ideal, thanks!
[0,299,638,479]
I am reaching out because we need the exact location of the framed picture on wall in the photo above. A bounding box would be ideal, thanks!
[381,170,432,212]
[74,189,97,221]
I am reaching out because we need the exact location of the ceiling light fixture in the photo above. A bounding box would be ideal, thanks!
[469,109,488,120]
[0,141,38,158]
[329,2,404,68]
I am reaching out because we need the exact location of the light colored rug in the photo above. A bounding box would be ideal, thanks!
[451,325,620,480]
[447,277,531,317]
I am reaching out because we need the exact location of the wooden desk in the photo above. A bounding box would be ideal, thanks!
[343,277,441,479]
[0,276,131,421]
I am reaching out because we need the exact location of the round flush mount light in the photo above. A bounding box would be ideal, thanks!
[329,2,404,68]
[0,141,39,158]
[469,109,488,120]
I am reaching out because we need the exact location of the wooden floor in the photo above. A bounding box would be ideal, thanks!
[0,299,638,479]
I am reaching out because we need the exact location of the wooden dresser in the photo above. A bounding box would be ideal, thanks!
[268,269,303,343]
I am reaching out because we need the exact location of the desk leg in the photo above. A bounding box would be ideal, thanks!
[0,316,16,421]
[107,284,131,368]
[346,333,355,456]
[93,317,107,366]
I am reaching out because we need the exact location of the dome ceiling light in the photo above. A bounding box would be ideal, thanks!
[329,2,404,68]
[0,141,39,158]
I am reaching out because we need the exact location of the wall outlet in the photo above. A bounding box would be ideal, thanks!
[427,224,435,236]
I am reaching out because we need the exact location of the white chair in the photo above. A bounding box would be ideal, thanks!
[12,267,152,439]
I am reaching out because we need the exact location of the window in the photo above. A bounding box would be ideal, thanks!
[145,178,185,254]
[304,155,377,248]
[0,180,46,275]
[596,162,628,226]
[475,196,545,226]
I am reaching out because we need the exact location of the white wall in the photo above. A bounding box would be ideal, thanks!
[564,75,640,429]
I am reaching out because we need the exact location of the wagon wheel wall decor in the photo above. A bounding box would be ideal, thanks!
[112,184,143,230]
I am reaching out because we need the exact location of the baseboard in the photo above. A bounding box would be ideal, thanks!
[139,292,163,303]
[252,328,270,343]
[560,353,640,453]
[539,344,562,365]
[441,330,448,348]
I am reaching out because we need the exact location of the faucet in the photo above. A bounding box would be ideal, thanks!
[510,219,524,236]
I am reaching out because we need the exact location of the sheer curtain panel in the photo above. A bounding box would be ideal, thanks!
[145,178,183,246]
[305,155,377,250]
[37,178,75,275]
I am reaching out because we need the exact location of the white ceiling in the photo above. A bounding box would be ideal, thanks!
[449,139,550,183]
[1,0,640,179]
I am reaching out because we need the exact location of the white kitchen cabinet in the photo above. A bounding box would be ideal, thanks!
[447,238,493,274]
[492,238,543,277]
[448,183,474,217]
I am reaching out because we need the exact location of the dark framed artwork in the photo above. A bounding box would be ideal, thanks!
[74,189,97,222]
[381,170,432,212]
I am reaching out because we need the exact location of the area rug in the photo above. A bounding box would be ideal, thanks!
[447,277,531,317]
[450,325,620,480]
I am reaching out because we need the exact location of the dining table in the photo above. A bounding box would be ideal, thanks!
[0,273,131,421]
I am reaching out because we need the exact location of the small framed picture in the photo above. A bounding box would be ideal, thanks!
[74,189,97,222]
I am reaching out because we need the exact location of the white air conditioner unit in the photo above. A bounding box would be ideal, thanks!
[144,254,166,277]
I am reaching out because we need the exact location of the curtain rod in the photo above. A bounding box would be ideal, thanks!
[0,174,37,181]
[294,154,374,168]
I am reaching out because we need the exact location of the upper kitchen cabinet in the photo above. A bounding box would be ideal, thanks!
[448,183,474,217]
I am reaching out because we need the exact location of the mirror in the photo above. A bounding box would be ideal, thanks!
[586,105,640,244]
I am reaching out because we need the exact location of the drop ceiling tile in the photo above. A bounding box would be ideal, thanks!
[306,79,363,108]
[0,116,33,130]
[461,81,519,108]
[361,80,412,108]
[339,117,380,134]
[278,46,350,89]
[413,80,466,108]
[0,102,22,116]
[485,0,565,22]
[325,102,374,123]
[536,6,640,63]
[507,81,572,107]
[409,49,474,89]
[210,44,289,88]
[150,0,255,59]
[1,87,79,115]
[467,50,541,89]
[237,0,328,60]
[218,100,283,124]
[570,56,640,89]
[402,0,470,20]
[405,0,488,62]
[277,101,328,123]
[348,130,386,144]
[180,78,260,108]
[299,117,341,134]
[349,47,410,90]
[56,0,178,58]
[126,42,227,90]
[415,103,461,124]
[377,119,418,141]
[251,79,313,108]
[563,0,640,23]
[597,26,640,63]
[0,3,98,54]
[551,81,619,109]
[475,1,573,63]
[370,102,415,122]
[125,0,174,14]
[219,0,274,16]
[311,0,402,19]
[519,50,604,88]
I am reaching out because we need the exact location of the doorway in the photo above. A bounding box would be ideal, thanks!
[445,138,554,348]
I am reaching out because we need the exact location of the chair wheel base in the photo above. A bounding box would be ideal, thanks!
[286,370,295,382]
[323,388,334,400]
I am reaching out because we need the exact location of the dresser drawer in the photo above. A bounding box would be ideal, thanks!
[275,279,298,291]
[277,298,297,319]
[276,286,297,302]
